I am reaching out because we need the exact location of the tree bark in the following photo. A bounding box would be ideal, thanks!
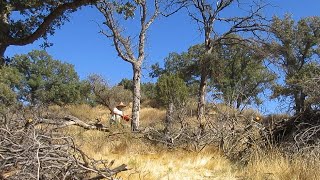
[294,90,306,114]
[197,73,208,126]
[197,26,212,123]
[164,102,174,135]
[131,63,142,132]
[196,20,213,122]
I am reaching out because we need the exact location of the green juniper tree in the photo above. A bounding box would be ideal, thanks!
[11,50,83,105]
[0,66,21,113]
[156,74,188,135]
[153,38,275,110]
[269,15,320,114]
[211,37,276,110]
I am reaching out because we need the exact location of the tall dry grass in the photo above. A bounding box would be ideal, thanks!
[52,104,319,180]
[239,150,320,180]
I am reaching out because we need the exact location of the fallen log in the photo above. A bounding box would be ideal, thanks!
[36,115,110,132]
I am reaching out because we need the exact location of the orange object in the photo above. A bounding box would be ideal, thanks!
[123,115,130,121]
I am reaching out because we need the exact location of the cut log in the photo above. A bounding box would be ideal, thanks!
[37,115,110,132]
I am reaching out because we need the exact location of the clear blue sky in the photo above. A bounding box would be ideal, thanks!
[5,0,320,114]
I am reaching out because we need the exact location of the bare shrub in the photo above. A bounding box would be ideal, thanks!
[144,102,270,163]
[0,108,127,179]
[87,74,132,111]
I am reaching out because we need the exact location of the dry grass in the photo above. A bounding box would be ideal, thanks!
[82,146,236,180]
[53,105,319,180]
[239,151,320,180]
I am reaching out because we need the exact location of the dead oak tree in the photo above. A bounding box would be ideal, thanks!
[96,0,160,132]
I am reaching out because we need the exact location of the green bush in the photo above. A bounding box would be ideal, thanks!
[11,50,83,105]
[0,66,22,112]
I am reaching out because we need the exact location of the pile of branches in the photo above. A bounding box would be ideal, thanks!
[0,110,128,179]
[145,104,320,162]
[144,106,269,163]
[265,110,320,154]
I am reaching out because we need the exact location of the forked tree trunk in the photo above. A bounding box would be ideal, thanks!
[131,63,141,132]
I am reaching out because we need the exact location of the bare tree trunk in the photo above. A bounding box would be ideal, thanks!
[131,63,141,132]
[197,73,208,127]
[196,23,212,122]
[294,90,306,114]
[197,26,212,123]
[97,0,159,132]
[164,102,174,135]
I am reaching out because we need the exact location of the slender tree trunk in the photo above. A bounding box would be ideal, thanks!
[131,63,141,132]
[236,99,241,110]
[164,102,174,135]
[197,26,212,122]
[294,90,306,114]
[0,45,7,66]
[197,73,208,126]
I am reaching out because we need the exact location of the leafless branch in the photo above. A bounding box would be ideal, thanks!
[0,112,128,179]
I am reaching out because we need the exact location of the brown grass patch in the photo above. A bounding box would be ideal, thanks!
[51,105,319,180]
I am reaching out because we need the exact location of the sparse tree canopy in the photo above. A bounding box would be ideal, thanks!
[97,0,160,131]
[0,0,97,65]
[87,74,132,111]
[11,50,82,105]
[269,15,320,113]
[150,44,204,96]
[151,44,203,85]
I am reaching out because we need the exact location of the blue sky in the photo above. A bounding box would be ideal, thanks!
[5,0,320,114]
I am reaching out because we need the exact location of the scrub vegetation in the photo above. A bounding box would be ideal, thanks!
[1,0,320,179]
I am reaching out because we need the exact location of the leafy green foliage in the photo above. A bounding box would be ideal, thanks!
[114,1,136,19]
[141,82,156,102]
[11,50,83,105]
[153,38,274,109]
[274,63,320,110]
[0,66,21,111]
[150,45,205,97]
[270,15,320,113]
[211,38,276,109]
[118,78,156,102]
[0,0,91,44]
[118,78,133,91]
[156,74,188,107]
[294,63,320,109]
[150,44,203,85]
